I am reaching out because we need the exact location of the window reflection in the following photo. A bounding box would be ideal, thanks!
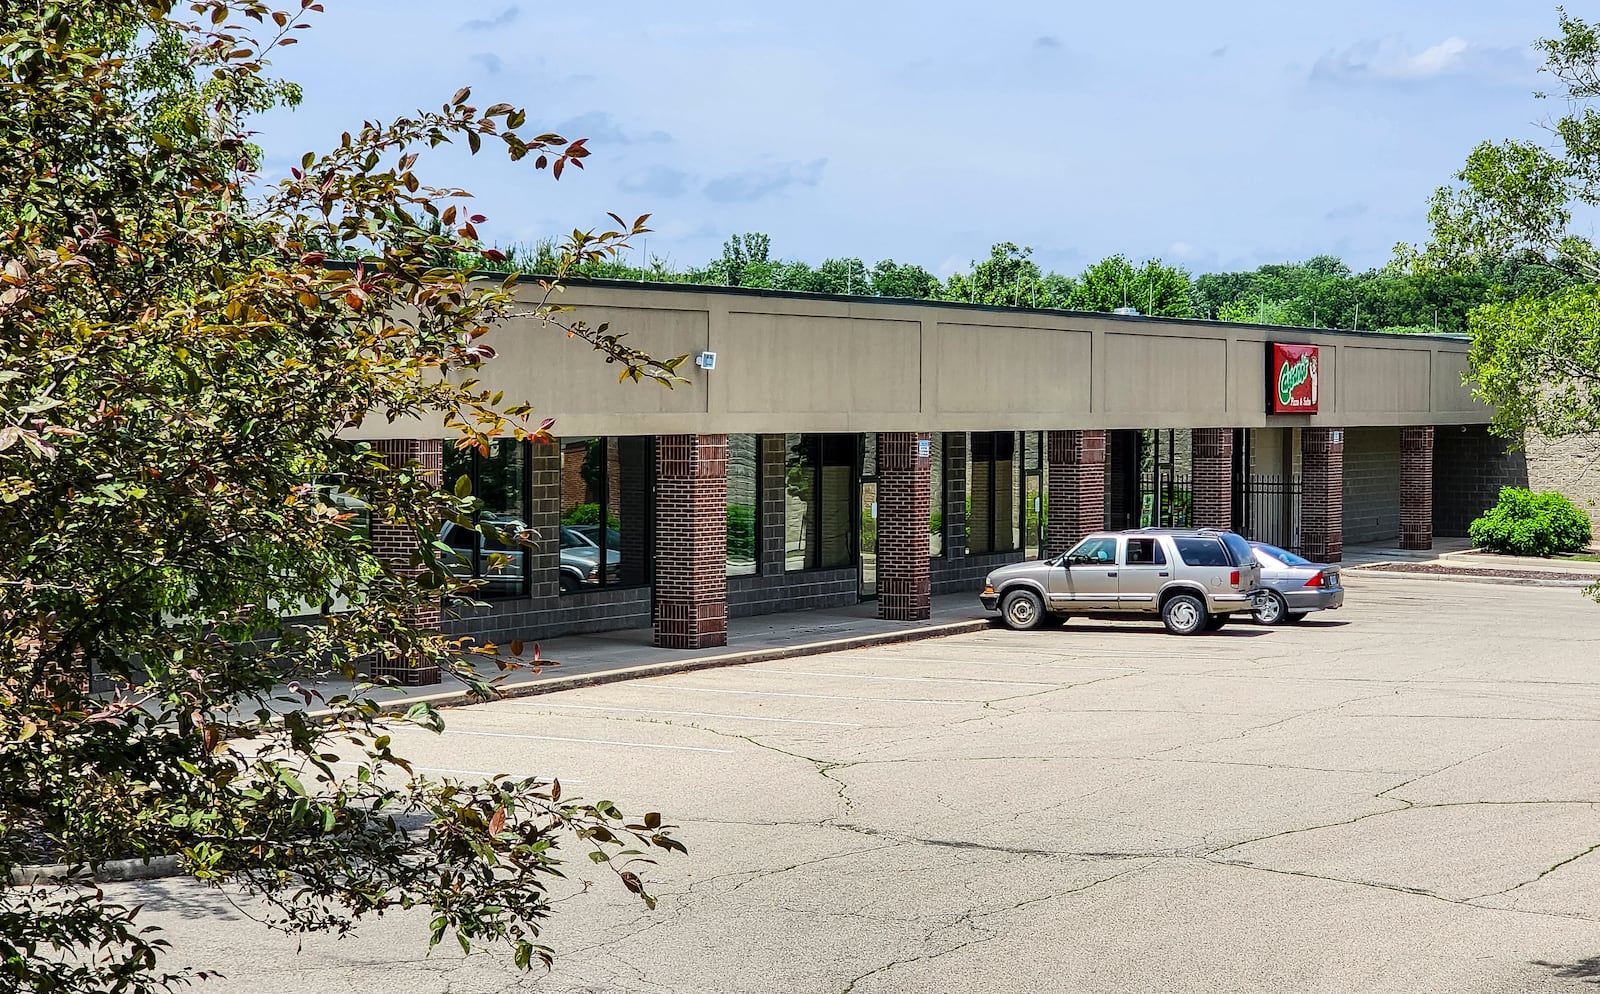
[967,431,1019,555]
[558,436,653,592]
[785,433,855,571]
[728,434,759,577]
[442,439,529,598]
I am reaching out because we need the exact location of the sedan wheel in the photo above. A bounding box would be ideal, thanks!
[1161,593,1208,636]
[1000,589,1046,631]
[1252,591,1289,626]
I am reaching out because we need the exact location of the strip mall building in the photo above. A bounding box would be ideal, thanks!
[353,280,1518,671]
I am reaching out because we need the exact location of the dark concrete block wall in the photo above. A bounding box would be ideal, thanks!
[1342,428,1401,544]
[1433,425,1530,537]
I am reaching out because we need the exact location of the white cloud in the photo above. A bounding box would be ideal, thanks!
[703,159,826,203]
[1311,34,1528,84]
[1405,37,1469,78]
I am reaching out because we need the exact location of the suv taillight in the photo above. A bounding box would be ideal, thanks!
[1304,572,1325,588]
[1229,570,1240,586]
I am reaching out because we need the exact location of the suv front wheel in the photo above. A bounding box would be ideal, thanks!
[1000,589,1047,631]
[1161,593,1210,636]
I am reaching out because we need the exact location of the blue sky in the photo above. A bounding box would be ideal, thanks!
[253,1,1559,277]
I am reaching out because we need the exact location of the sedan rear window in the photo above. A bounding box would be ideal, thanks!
[1254,542,1312,567]
[1173,537,1229,567]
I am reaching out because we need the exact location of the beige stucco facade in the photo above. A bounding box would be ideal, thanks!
[349,281,1487,441]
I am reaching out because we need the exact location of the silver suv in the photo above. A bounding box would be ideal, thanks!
[979,529,1267,635]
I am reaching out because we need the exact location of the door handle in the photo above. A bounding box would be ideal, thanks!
[1106,571,1117,577]
[1158,572,1169,577]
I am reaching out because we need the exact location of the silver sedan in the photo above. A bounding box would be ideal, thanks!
[1247,541,1345,625]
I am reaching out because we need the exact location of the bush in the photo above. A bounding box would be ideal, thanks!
[1468,487,1593,556]
[560,502,619,529]
[727,503,757,562]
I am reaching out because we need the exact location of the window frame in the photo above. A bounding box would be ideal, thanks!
[966,431,1022,556]
[784,433,857,573]
[443,439,533,600]
[726,433,762,578]
[558,435,654,594]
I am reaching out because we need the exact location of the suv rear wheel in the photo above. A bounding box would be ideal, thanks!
[1000,589,1047,631]
[1161,593,1209,636]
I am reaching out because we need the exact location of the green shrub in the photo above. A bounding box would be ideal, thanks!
[727,503,757,562]
[560,502,619,529]
[1468,487,1593,557]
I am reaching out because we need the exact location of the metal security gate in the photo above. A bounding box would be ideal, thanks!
[1240,474,1299,551]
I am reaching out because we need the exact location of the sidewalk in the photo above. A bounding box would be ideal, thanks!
[1341,537,1600,587]
[299,593,994,716]
[1339,536,1475,565]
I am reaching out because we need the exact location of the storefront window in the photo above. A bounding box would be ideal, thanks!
[727,434,760,577]
[442,439,530,598]
[785,433,855,571]
[558,436,653,593]
[967,431,1019,555]
[1024,431,1043,558]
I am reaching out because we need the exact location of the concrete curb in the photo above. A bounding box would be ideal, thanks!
[1344,566,1596,589]
[1438,549,1600,574]
[329,617,999,718]
[12,855,182,886]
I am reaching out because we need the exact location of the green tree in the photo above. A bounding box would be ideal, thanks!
[1217,298,1302,326]
[870,259,940,298]
[1416,10,1600,442]
[1069,255,1194,317]
[0,2,686,989]
[938,242,1044,306]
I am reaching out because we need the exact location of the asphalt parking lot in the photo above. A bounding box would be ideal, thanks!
[120,576,1600,993]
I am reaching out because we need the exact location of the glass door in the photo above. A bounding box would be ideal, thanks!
[1024,431,1043,558]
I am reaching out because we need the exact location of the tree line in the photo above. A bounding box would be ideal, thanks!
[482,231,1575,337]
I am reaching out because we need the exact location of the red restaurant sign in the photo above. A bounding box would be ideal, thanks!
[1269,343,1320,414]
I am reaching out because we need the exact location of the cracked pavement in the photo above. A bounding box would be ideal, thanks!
[118,577,1600,992]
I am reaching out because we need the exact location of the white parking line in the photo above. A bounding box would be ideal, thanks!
[264,754,587,782]
[753,668,1058,689]
[647,685,971,706]
[520,702,862,727]
[330,759,570,779]
[443,729,734,754]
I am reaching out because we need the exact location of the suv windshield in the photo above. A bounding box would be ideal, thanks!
[1219,532,1256,567]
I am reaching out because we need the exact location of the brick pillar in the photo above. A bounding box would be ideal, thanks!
[370,438,444,686]
[1301,428,1344,563]
[1045,430,1107,556]
[1400,426,1435,551]
[527,440,561,599]
[877,433,931,621]
[1191,428,1234,530]
[654,434,728,649]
